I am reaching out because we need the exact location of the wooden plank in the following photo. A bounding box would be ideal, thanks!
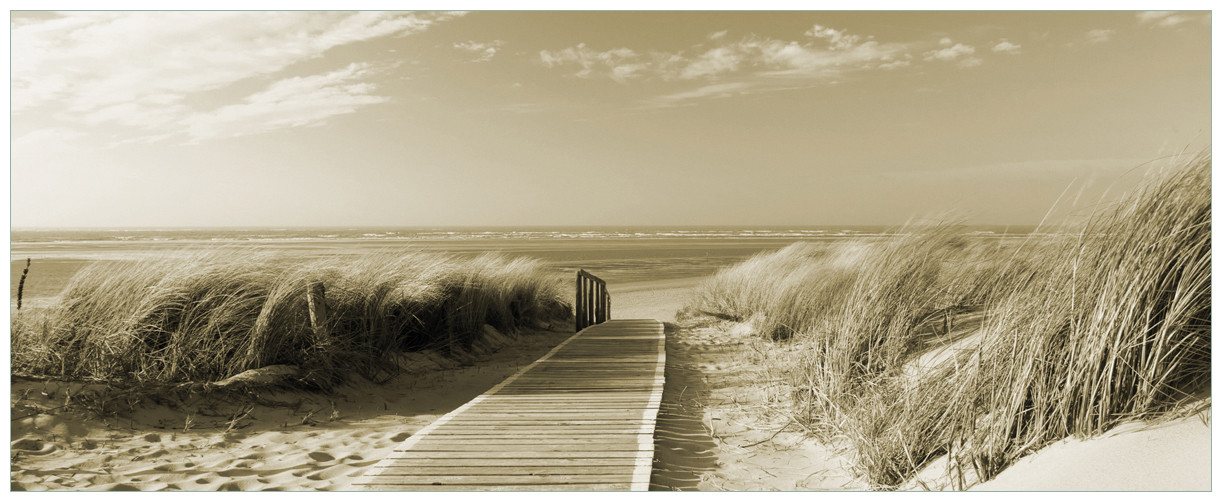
[396,444,648,452]
[360,474,632,484]
[361,483,632,491]
[379,457,639,467]
[411,437,649,447]
[354,319,665,491]
[385,451,642,459]
[373,466,631,476]
[384,433,651,441]
[441,418,651,424]
[423,428,654,435]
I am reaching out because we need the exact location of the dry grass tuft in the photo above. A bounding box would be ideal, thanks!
[680,152,1210,488]
[11,251,570,390]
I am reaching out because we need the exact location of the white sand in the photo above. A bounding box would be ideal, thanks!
[655,323,862,490]
[609,276,704,322]
[974,410,1212,491]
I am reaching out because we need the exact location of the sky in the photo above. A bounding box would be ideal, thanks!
[8,10,1212,228]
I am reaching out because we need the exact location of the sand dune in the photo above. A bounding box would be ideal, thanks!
[974,410,1211,491]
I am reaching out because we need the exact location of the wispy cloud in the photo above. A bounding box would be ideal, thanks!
[923,38,981,67]
[1136,11,1197,28]
[454,39,505,62]
[539,44,650,83]
[182,63,388,142]
[12,11,461,142]
[541,24,932,104]
[990,39,1022,55]
[1086,28,1116,44]
[648,82,754,106]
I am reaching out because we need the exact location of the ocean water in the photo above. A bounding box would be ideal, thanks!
[10,226,1031,304]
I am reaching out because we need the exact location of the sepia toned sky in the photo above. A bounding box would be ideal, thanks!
[9,10,1212,228]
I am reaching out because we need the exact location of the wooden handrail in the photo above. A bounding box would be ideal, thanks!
[575,269,610,331]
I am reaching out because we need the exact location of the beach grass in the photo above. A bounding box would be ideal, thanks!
[11,251,570,389]
[680,152,1211,488]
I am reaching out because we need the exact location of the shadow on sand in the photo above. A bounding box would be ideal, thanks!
[650,322,720,490]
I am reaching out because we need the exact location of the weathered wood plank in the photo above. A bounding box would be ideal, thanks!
[373,466,632,475]
[410,437,649,446]
[361,482,632,491]
[396,444,649,452]
[354,319,665,491]
[362,474,632,484]
[378,457,639,467]
[385,451,642,459]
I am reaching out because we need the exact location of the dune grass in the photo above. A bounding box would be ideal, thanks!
[11,251,570,389]
[680,153,1210,488]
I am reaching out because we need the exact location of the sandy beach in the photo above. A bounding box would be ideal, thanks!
[622,275,1212,492]
[13,274,1212,491]
[9,275,850,491]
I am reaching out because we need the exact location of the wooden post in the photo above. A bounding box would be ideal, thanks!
[596,283,605,323]
[575,270,612,330]
[306,282,328,341]
[575,272,584,331]
[587,280,595,327]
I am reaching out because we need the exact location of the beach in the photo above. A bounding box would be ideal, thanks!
[9,227,1211,491]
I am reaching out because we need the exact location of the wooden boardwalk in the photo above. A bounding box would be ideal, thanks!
[355,319,666,491]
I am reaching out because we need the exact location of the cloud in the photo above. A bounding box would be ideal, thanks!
[648,82,753,106]
[454,40,505,62]
[991,39,1022,55]
[1136,11,1195,28]
[539,43,646,82]
[11,11,459,141]
[804,24,864,51]
[542,23,912,99]
[182,63,388,142]
[923,39,983,68]
[678,46,745,79]
[540,24,1019,104]
[1086,28,1116,44]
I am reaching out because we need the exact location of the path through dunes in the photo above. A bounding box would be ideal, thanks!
[354,319,665,491]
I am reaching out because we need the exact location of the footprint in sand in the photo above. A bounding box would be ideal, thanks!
[11,438,58,455]
[305,465,348,481]
[143,433,161,443]
[221,479,265,491]
[307,452,334,462]
[390,432,411,442]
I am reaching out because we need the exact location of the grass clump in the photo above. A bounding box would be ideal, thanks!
[680,153,1210,488]
[11,251,570,390]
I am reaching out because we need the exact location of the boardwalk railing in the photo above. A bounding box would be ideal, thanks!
[575,270,610,331]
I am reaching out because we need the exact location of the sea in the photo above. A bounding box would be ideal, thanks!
[10,226,1032,306]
